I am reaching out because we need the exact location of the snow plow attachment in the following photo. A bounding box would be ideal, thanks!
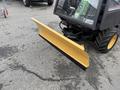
[32,18,89,68]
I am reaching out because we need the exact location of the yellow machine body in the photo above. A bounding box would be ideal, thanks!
[32,18,89,68]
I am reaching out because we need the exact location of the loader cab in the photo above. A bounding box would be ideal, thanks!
[54,0,120,30]
[100,0,120,30]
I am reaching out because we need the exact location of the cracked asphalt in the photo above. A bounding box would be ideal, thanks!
[0,0,120,90]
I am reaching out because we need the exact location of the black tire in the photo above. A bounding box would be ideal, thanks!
[23,0,31,7]
[3,9,8,18]
[47,0,54,6]
[95,29,118,53]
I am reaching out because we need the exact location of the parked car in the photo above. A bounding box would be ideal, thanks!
[22,0,54,7]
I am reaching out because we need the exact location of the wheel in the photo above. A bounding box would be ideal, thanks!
[95,29,118,53]
[23,0,31,7]
[3,8,8,18]
[47,0,54,6]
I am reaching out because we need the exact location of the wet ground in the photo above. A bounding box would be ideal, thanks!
[0,0,120,90]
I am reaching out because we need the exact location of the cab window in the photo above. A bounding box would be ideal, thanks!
[73,0,99,25]
[109,0,120,11]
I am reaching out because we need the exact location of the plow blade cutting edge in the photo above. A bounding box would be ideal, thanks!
[32,18,89,68]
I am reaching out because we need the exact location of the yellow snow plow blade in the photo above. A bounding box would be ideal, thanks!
[32,18,89,68]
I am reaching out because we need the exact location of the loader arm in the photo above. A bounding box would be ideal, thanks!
[32,18,89,68]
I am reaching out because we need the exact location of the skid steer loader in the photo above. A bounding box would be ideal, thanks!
[32,0,120,68]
